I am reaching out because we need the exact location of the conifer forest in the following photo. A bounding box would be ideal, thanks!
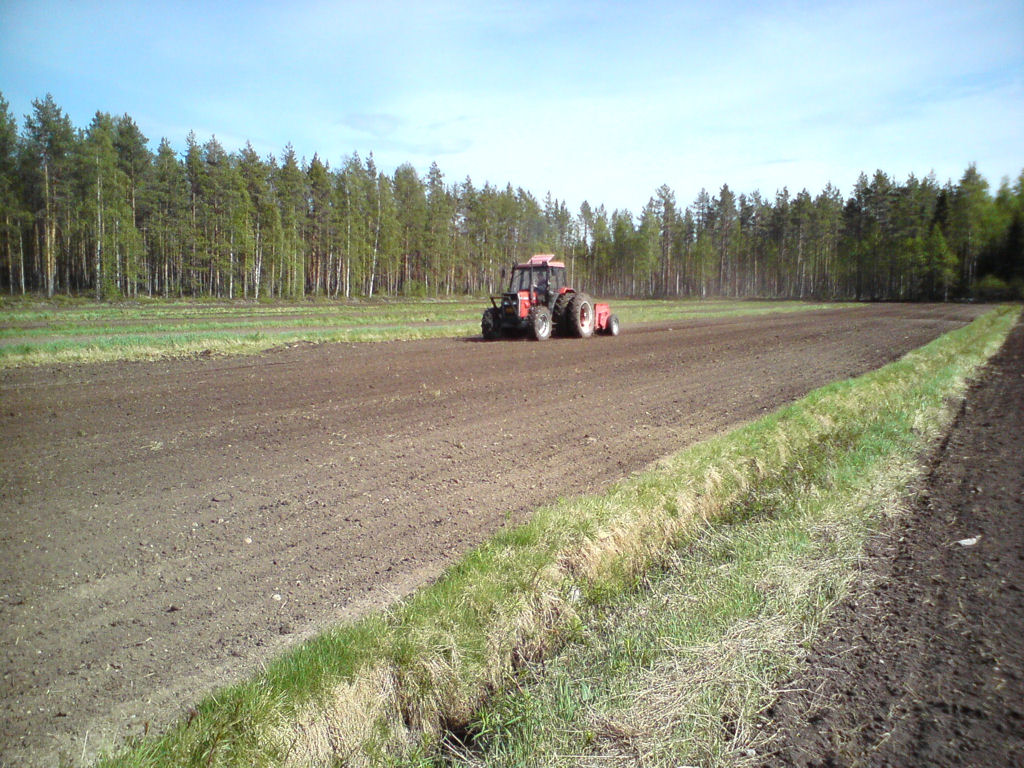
[1,93,1021,302]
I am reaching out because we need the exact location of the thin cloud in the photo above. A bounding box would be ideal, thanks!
[343,114,404,139]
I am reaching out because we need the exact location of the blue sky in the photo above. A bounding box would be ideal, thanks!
[1,0,1022,213]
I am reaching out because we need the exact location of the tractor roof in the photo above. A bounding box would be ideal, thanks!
[515,254,566,269]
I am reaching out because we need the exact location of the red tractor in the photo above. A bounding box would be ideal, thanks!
[481,254,619,341]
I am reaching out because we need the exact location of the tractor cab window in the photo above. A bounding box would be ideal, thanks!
[508,264,564,295]
[509,268,532,293]
[549,267,566,293]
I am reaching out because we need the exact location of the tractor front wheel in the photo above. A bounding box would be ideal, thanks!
[529,305,552,341]
[481,308,502,340]
[604,314,620,336]
[568,293,595,338]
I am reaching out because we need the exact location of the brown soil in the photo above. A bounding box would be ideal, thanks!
[758,315,1024,767]
[0,304,987,767]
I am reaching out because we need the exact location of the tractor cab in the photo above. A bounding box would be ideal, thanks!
[505,254,567,311]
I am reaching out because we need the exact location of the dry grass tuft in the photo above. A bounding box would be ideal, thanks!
[279,666,404,768]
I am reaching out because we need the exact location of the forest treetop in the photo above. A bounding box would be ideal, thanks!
[1,93,1022,302]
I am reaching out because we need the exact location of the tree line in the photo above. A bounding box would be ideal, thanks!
[1,93,1021,302]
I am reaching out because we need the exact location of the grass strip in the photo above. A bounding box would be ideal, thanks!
[0,299,844,368]
[95,305,1017,768]
[0,300,845,339]
[0,324,483,367]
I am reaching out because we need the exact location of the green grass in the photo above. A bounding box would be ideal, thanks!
[0,297,847,367]
[90,305,1019,768]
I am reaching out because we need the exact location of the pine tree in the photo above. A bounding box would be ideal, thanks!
[714,184,738,296]
[81,112,124,298]
[306,154,332,295]
[201,136,231,295]
[237,142,278,299]
[950,164,992,291]
[276,144,307,298]
[0,93,26,294]
[590,204,611,294]
[791,189,813,298]
[149,138,188,296]
[335,153,371,298]
[23,94,74,296]
[424,162,454,295]
[112,115,151,295]
[636,198,660,295]
[366,156,399,296]
[392,163,426,294]
[814,184,844,297]
[183,131,207,294]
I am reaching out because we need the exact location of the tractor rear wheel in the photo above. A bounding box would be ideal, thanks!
[529,305,552,341]
[568,293,595,338]
[481,307,502,340]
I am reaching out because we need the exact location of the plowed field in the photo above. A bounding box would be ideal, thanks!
[0,304,986,767]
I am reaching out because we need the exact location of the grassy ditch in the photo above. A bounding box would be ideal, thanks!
[436,398,940,765]
[0,298,845,367]
[95,306,1019,768]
